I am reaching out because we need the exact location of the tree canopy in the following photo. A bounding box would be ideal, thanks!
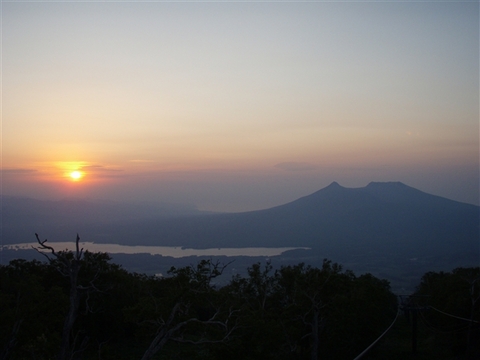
[2,244,476,359]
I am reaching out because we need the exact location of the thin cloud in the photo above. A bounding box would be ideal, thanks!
[128,159,156,163]
[274,162,317,172]
[80,165,124,178]
[1,168,38,174]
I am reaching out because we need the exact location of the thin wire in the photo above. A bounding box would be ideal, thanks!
[429,306,480,324]
[352,307,400,360]
[418,306,473,334]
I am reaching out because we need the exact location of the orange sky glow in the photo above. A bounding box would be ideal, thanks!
[1,1,478,212]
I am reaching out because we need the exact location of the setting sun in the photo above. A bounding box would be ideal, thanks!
[69,171,83,181]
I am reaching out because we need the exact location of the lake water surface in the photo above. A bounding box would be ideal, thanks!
[3,242,309,258]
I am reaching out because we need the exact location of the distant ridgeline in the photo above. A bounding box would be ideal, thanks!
[2,181,478,254]
[139,181,477,252]
[1,182,478,292]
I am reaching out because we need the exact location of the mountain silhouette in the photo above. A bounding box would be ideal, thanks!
[3,182,476,292]
[82,182,477,263]
[0,196,201,245]
[2,182,478,264]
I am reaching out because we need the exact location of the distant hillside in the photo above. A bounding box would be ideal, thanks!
[95,182,478,257]
[2,182,478,292]
[0,196,203,245]
[2,182,478,260]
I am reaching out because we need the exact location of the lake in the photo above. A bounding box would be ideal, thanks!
[3,242,309,258]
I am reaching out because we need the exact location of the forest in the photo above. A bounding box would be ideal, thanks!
[0,235,478,360]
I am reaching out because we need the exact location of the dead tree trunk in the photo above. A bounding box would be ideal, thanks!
[0,319,22,360]
[34,233,83,360]
[140,305,236,360]
[58,256,81,360]
[140,260,236,360]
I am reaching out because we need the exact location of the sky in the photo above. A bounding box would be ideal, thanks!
[1,0,479,212]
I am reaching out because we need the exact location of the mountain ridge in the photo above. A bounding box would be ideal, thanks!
[2,182,478,292]
[1,182,478,253]
[83,181,477,257]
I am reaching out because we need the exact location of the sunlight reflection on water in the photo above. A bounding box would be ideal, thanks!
[3,242,309,258]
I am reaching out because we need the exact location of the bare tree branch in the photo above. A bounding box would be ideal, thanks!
[31,233,92,360]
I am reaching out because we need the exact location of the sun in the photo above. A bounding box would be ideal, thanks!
[69,170,84,181]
